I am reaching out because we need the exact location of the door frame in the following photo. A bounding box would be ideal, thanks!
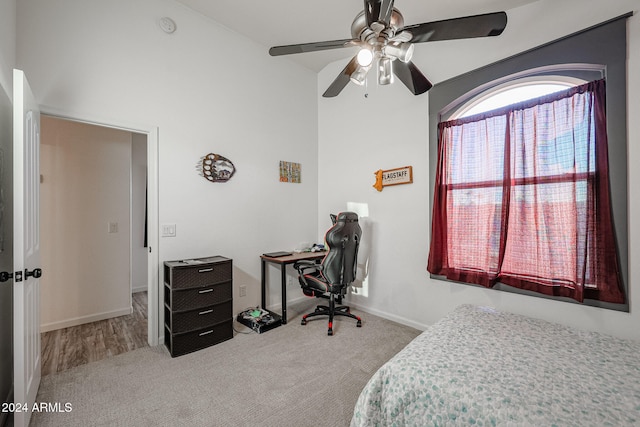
[40,107,160,346]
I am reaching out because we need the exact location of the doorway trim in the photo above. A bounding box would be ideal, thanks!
[40,106,160,346]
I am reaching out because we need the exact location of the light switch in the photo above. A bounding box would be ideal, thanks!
[108,222,119,233]
[162,223,176,237]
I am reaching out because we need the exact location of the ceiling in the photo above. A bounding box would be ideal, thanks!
[175,0,540,72]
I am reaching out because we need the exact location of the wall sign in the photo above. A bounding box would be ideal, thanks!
[373,166,413,192]
[199,153,236,182]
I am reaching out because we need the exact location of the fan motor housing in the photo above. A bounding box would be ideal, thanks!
[351,9,404,41]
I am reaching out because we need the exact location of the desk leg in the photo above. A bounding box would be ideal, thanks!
[280,264,287,324]
[261,259,266,309]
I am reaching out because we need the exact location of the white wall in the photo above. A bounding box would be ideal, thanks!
[318,0,640,339]
[0,0,16,97]
[16,0,319,320]
[40,117,132,331]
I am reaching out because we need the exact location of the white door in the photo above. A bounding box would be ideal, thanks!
[13,69,41,427]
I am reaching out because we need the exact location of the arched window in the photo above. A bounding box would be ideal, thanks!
[442,66,602,120]
[428,78,625,305]
[428,13,632,312]
[453,76,585,119]
[427,15,630,312]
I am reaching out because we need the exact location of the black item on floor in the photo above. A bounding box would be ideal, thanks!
[237,308,282,333]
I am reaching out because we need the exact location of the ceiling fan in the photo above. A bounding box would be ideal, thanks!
[269,0,507,97]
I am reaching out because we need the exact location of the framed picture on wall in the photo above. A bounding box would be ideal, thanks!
[279,161,301,183]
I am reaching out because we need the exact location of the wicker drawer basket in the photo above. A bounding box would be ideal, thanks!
[164,256,233,357]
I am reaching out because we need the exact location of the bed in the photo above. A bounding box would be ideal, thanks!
[351,304,640,426]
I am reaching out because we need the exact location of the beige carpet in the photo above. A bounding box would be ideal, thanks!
[32,300,421,427]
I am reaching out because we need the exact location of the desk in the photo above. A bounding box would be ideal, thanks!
[260,251,326,324]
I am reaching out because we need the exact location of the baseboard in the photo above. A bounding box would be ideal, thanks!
[40,307,133,332]
[275,294,429,332]
[265,295,309,312]
[132,285,147,293]
[345,301,429,331]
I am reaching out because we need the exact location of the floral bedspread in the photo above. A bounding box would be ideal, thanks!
[351,304,640,427]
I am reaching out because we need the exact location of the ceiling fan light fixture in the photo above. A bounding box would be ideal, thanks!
[378,56,393,85]
[356,48,374,67]
[269,0,508,98]
[385,42,414,63]
[350,66,369,86]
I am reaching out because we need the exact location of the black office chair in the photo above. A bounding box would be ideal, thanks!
[294,212,362,336]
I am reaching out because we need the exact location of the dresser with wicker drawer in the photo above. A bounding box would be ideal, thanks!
[164,256,233,357]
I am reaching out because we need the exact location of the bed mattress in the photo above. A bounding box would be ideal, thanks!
[351,304,640,426]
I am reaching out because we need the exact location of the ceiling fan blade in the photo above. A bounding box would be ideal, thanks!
[393,61,433,95]
[269,39,356,56]
[322,56,360,98]
[364,0,394,27]
[402,11,507,44]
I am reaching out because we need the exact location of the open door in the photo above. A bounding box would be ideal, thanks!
[13,69,41,427]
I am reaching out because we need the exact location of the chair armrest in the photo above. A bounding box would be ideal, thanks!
[294,260,322,275]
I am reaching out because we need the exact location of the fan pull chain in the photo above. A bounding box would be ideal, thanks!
[364,73,369,98]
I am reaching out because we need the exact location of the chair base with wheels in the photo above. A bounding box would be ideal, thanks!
[300,292,362,336]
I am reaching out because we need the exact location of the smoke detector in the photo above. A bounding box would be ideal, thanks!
[159,17,177,34]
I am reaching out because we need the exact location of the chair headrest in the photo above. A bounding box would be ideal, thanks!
[335,211,359,223]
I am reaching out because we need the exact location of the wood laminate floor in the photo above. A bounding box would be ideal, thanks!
[41,291,148,376]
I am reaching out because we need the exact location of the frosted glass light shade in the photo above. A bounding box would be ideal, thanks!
[356,48,374,67]
[386,42,414,63]
[350,67,368,85]
[378,57,393,85]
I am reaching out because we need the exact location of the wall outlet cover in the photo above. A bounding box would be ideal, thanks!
[162,224,176,237]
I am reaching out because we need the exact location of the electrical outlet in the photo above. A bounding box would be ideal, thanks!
[239,285,247,297]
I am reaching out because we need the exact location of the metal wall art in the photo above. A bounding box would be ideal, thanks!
[199,153,236,182]
[373,166,413,191]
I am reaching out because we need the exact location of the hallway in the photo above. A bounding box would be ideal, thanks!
[41,292,148,376]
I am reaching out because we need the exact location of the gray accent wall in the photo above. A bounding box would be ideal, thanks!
[428,14,631,310]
